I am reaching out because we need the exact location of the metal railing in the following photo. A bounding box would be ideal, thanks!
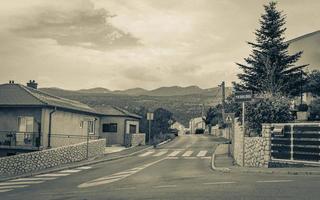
[270,123,320,164]
[0,131,41,149]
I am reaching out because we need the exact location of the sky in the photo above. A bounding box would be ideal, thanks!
[0,0,319,90]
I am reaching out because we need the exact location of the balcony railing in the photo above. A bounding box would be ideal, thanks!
[0,131,41,150]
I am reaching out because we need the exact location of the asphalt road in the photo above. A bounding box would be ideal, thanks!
[1,135,320,200]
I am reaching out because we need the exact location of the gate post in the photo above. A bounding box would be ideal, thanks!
[262,124,271,168]
[290,124,294,161]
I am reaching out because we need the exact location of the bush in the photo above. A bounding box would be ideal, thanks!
[245,96,294,135]
[309,99,320,120]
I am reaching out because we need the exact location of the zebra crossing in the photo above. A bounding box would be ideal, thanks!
[138,150,211,159]
[0,166,93,193]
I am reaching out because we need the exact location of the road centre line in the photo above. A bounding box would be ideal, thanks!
[256,180,293,183]
[0,181,44,186]
[153,185,177,188]
[36,173,70,177]
[77,166,92,170]
[0,189,13,193]
[0,185,29,189]
[10,177,57,181]
[203,182,237,185]
[59,169,81,173]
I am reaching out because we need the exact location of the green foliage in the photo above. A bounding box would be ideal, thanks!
[244,97,294,135]
[305,70,320,96]
[235,2,307,96]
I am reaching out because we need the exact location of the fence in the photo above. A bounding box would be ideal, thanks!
[271,123,320,164]
[0,131,41,149]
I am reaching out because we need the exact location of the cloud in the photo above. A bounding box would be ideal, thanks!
[9,0,140,50]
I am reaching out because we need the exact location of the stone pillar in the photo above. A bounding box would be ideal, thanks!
[262,124,271,168]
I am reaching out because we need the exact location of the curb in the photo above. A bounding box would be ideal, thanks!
[233,168,320,176]
[211,142,232,173]
[0,139,173,182]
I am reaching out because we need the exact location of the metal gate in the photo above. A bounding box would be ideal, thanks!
[270,123,320,164]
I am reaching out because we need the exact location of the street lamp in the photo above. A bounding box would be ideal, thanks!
[147,112,154,145]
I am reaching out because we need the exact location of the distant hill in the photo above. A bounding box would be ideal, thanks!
[288,30,320,71]
[77,87,111,93]
[40,86,232,126]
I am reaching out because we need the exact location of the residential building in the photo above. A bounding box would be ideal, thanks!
[0,81,144,156]
[189,117,205,134]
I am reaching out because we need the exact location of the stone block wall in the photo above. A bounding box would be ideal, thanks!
[130,133,146,146]
[0,139,106,177]
[233,123,271,168]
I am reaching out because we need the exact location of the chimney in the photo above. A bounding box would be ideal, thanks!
[27,80,38,89]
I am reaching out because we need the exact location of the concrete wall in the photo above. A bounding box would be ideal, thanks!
[130,133,146,146]
[100,116,139,146]
[42,108,100,148]
[232,121,244,166]
[0,139,105,177]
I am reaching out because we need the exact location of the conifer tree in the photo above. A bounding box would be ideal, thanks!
[235,2,307,96]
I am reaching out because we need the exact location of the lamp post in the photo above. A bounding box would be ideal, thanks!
[147,112,154,145]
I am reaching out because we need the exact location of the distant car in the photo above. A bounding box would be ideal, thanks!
[169,128,179,136]
[195,128,204,134]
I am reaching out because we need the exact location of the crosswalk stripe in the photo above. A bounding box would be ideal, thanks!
[76,166,92,170]
[139,151,154,157]
[0,181,43,186]
[168,150,181,157]
[10,177,57,182]
[0,189,13,193]
[36,173,70,177]
[59,169,81,173]
[0,185,29,189]
[153,151,168,157]
[197,150,207,157]
[182,151,193,157]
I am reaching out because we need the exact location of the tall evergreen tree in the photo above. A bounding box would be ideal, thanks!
[235,2,308,96]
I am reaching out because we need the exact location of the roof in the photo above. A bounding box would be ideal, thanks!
[95,105,141,119]
[0,83,100,115]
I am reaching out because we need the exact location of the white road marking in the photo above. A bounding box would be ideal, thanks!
[183,157,197,159]
[78,158,167,188]
[203,182,236,185]
[36,173,70,177]
[167,157,179,159]
[182,151,193,157]
[256,180,293,183]
[153,151,168,157]
[197,150,208,157]
[168,150,181,157]
[10,177,57,181]
[0,189,13,193]
[139,151,154,157]
[115,187,137,190]
[153,185,177,188]
[0,185,29,189]
[201,156,212,159]
[0,181,44,186]
[59,169,81,173]
[77,166,92,170]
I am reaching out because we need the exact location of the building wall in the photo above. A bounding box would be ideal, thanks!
[100,116,139,146]
[0,139,105,178]
[42,108,100,148]
[189,117,205,134]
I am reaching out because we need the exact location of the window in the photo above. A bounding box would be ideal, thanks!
[18,116,34,132]
[102,123,118,133]
[80,121,84,129]
[87,121,95,135]
[129,124,137,134]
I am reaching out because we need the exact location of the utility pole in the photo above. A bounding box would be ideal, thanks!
[219,81,226,116]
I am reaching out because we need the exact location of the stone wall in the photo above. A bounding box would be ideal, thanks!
[233,123,271,168]
[0,139,106,177]
[130,133,146,147]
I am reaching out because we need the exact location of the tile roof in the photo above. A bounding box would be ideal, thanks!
[95,105,141,119]
[0,83,100,114]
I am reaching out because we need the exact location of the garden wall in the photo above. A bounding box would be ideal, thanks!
[0,139,106,177]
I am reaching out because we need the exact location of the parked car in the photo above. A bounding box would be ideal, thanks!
[195,128,204,134]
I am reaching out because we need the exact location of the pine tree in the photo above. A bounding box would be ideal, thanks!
[235,2,308,97]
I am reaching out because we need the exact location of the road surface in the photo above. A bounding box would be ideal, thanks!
[1,135,320,200]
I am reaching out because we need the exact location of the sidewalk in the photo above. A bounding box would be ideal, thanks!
[0,145,152,182]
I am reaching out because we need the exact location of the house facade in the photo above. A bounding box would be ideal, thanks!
[189,117,205,134]
[0,81,144,156]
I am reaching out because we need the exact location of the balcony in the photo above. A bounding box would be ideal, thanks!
[0,131,42,150]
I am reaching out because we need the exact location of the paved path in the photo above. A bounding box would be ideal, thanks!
[1,135,320,200]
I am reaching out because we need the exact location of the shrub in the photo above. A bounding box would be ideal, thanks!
[245,96,294,135]
[309,99,320,120]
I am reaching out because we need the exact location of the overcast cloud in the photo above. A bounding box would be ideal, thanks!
[0,0,319,90]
